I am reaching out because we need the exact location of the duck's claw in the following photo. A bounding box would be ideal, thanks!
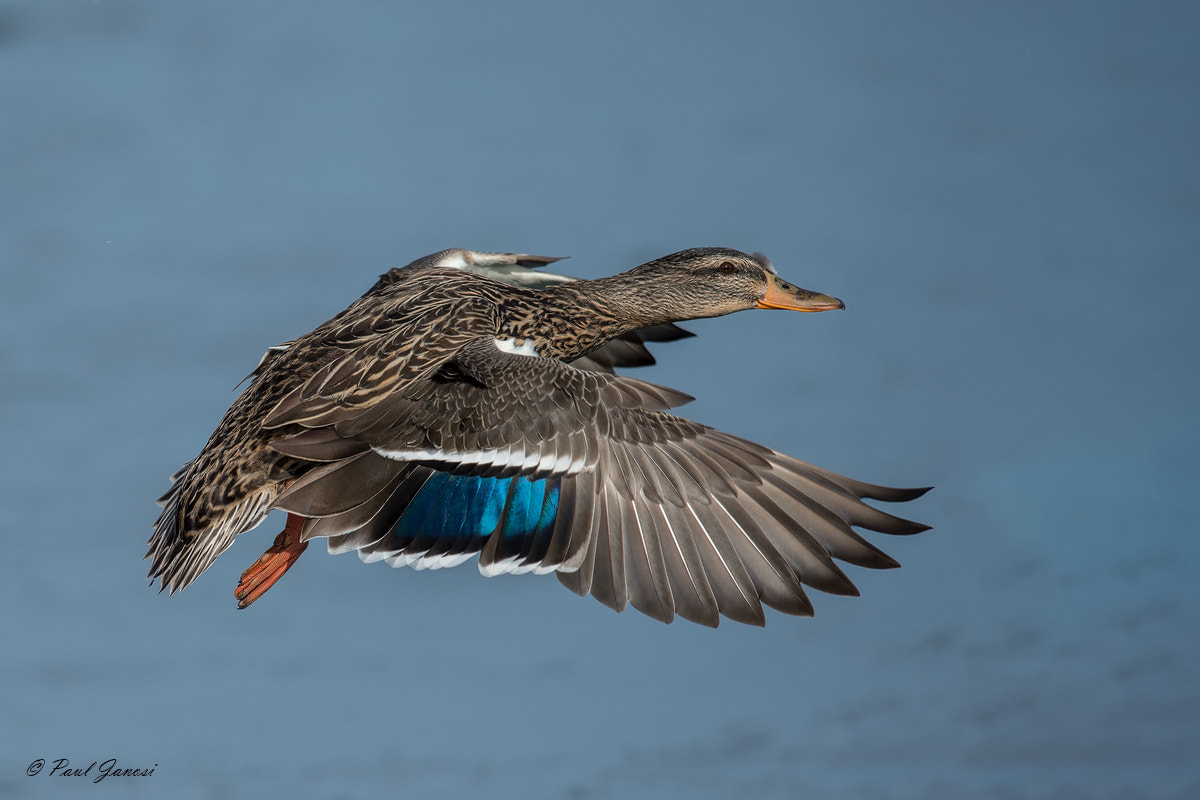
[234,514,308,609]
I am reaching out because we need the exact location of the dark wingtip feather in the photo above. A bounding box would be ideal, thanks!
[860,484,934,503]
[832,582,861,598]
[515,255,568,267]
[767,592,815,619]
[874,515,932,536]
[871,551,903,570]
[635,322,695,343]
[900,519,933,535]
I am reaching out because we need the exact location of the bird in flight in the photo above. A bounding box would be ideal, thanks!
[148,247,930,626]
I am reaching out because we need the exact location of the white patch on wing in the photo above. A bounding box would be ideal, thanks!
[406,552,477,571]
[493,337,540,357]
[552,448,575,475]
[358,549,394,564]
[375,445,584,475]
[431,251,471,269]
[479,556,521,577]
[359,549,480,571]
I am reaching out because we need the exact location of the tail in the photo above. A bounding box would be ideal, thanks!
[146,461,270,594]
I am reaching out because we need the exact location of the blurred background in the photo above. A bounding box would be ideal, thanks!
[2,2,1197,798]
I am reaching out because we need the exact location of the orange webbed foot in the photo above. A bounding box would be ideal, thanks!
[234,514,309,609]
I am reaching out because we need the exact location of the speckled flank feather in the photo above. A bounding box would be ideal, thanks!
[148,247,930,625]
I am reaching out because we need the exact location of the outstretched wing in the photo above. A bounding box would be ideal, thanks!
[265,337,929,627]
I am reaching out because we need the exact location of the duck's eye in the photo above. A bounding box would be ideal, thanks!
[718,261,737,274]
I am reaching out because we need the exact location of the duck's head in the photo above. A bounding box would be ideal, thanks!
[624,247,845,321]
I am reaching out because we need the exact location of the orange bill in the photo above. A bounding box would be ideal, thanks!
[757,273,845,312]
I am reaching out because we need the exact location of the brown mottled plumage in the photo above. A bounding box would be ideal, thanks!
[148,247,930,626]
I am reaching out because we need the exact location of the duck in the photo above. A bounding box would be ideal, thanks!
[147,247,930,627]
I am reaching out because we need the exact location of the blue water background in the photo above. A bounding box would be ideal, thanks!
[2,2,1197,798]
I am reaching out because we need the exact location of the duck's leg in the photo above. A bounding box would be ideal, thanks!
[234,513,309,609]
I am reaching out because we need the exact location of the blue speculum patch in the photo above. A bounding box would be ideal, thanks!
[392,472,560,545]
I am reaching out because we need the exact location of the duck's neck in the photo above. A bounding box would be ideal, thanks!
[515,271,677,361]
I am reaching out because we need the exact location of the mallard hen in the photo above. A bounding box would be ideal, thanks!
[148,247,930,627]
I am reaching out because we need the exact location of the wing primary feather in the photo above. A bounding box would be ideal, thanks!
[588,483,628,612]
[556,474,603,596]
[760,471,902,569]
[772,458,931,535]
[622,500,675,623]
[707,494,813,618]
[680,501,765,626]
[650,503,720,627]
[741,487,860,597]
